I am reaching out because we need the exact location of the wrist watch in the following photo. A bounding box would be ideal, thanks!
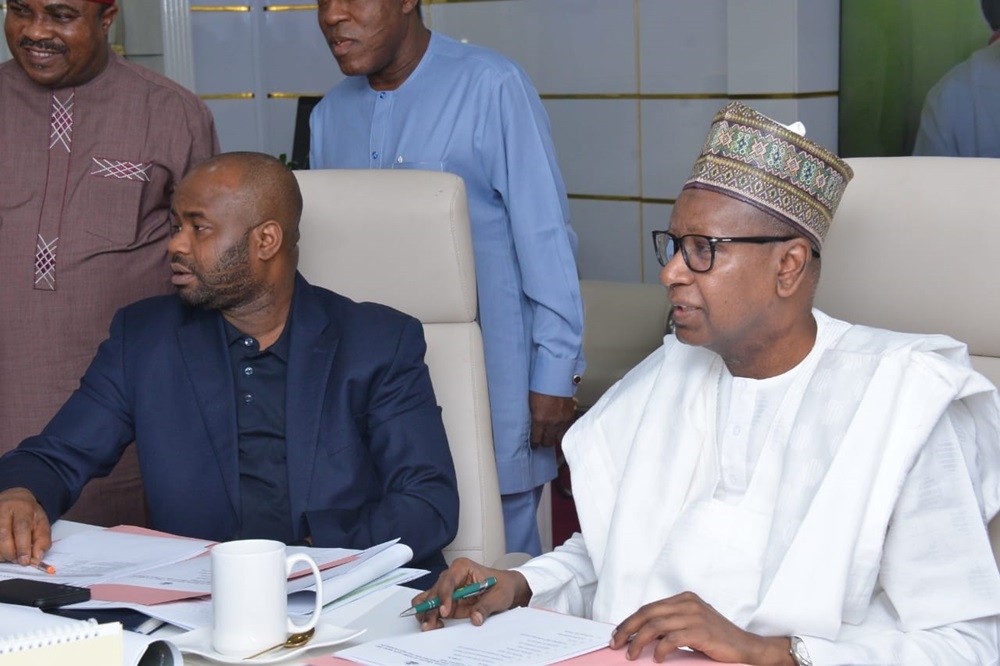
[789,636,812,666]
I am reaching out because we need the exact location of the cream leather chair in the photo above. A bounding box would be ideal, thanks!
[293,169,506,566]
[577,280,671,410]
[814,156,1000,566]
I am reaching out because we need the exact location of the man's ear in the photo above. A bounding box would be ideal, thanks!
[100,5,119,35]
[254,220,284,261]
[775,239,813,298]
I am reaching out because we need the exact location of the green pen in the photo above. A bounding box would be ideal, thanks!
[399,576,498,617]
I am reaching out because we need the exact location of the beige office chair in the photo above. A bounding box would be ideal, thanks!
[293,169,506,566]
[577,280,671,410]
[814,156,1000,567]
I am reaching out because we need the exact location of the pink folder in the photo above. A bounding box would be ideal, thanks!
[307,646,748,665]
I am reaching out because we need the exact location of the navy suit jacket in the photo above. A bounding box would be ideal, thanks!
[0,274,459,574]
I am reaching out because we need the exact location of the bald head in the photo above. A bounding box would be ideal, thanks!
[169,152,306,325]
[186,151,303,252]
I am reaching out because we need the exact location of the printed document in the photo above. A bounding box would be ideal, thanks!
[336,606,612,666]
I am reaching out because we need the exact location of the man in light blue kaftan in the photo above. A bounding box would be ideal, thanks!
[309,0,585,554]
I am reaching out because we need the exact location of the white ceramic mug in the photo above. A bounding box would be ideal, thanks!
[211,539,324,656]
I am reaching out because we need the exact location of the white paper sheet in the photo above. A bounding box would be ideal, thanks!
[0,530,212,586]
[102,540,386,599]
[336,606,613,666]
[97,543,421,630]
[289,542,415,613]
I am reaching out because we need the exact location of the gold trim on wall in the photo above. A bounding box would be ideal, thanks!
[541,91,838,101]
[568,194,676,206]
[731,91,838,100]
[190,5,251,12]
[264,5,316,10]
[267,92,324,99]
[199,92,256,100]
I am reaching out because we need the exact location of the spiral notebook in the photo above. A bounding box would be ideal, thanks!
[0,603,180,665]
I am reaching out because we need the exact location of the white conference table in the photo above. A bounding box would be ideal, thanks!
[165,584,424,665]
[49,521,427,666]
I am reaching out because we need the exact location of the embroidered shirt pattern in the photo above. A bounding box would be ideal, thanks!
[91,158,152,182]
[34,234,59,290]
[49,92,74,152]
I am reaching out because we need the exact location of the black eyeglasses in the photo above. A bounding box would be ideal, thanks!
[652,231,806,273]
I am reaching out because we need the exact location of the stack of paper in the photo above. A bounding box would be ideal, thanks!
[0,526,422,632]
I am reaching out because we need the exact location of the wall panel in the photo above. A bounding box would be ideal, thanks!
[544,99,640,198]
[179,0,842,283]
[571,200,643,283]
[429,0,637,94]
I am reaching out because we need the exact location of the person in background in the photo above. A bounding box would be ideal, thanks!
[416,102,1000,665]
[309,0,585,557]
[0,0,219,527]
[913,0,1000,157]
[0,152,459,585]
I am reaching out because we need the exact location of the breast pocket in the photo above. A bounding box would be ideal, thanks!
[81,157,152,246]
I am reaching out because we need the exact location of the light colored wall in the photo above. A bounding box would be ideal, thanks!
[184,0,839,284]
[186,2,342,162]
[426,0,840,284]
[0,0,840,284]
[116,0,165,74]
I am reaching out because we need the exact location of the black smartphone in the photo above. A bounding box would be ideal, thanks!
[0,577,91,610]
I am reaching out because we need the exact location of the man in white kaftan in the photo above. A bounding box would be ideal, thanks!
[414,103,1000,666]
[519,310,1000,663]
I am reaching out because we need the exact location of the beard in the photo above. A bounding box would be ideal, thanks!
[173,232,262,311]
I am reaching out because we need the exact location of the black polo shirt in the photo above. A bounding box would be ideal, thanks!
[224,318,295,543]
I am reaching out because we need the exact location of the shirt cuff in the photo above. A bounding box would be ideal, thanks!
[530,354,585,397]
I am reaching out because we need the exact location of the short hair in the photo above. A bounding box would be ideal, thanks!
[194,152,303,248]
[743,202,822,279]
[983,0,1000,30]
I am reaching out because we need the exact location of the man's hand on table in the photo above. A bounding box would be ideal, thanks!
[412,557,532,630]
[610,591,794,665]
[0,487,52,565]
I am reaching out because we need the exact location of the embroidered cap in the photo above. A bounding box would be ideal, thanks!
[683,102,853,250]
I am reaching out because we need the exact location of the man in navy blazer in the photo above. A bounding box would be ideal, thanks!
[0,152,459,580]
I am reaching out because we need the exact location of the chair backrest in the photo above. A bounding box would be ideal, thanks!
[814,156,1000,565]
[577,280,671,410]
[293,169,506,566]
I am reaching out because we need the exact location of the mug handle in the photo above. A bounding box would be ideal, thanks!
[284,553,324,633]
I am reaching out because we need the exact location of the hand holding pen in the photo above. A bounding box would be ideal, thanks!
[407,558,534,630]
[0,487,53,568]
[401,577,497,616]
[28,558,56,574]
